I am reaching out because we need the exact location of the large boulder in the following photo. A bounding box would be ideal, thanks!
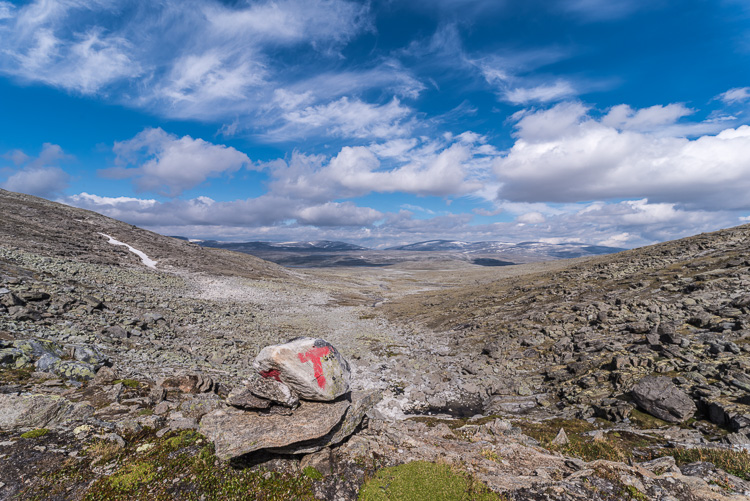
[632,376,697,423]
[253,337,350,401]
[200,396,351,460]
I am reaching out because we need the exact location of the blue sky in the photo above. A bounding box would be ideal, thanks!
[2,0,750,248]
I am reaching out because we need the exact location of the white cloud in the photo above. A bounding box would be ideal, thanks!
[297,202,383,227]
[1,143,71,197]
[2,167,69,197]
[267,140,489,201]
[505,80,577,104]
[516,211,546,224]
[105,128,251,197]
[495,102,750,210]
[718,87,750,104]
[601,103,693,131]
[268,97,413,141]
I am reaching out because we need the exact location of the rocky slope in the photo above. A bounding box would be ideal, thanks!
[1,189,749,500]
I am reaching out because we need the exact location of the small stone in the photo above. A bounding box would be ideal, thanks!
[550,427,569,446]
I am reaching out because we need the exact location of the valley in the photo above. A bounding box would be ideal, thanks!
[1,189,750,500]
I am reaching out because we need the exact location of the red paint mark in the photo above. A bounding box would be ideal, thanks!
[259,369,281,382]
[297,346,331,388]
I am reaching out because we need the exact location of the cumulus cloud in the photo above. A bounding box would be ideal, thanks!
[0,143,71,197]
[495,102,750,210]
[297,202,383,226]
[105,128,251,197]
[267,138,489,201]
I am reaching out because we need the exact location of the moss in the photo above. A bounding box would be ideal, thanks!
[112,378,140,388]
[164,430,199,450]
[78,430,317,501]
[137,408,154,416]
[21,428,49,439]
[302,466,323,480]
[108,462,156,491]
[622,485,649,500]
[358,461,503,501]
[628,408,671,429]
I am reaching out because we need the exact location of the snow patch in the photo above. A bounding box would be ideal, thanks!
[99,233,157,269]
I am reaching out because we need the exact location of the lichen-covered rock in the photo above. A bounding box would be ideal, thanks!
[55,360,97,381]
[0,347,30,368]
[253,337,350,401]
[632,376,697,423]
[0,393,93,431]
[70,345,108,367]
[200,396,351,460]
[35,352,60,372]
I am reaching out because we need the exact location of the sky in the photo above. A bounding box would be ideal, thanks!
[1,0,750,249]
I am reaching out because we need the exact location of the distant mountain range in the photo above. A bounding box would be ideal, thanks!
[179,238,627,268]
[196,240,368,253]
[386,240,626,259]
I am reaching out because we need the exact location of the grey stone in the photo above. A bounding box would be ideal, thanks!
[200,396,351,460]
[631,376,697,423]
[247,375,299,407]
[254,337,350,402]
[35,353,60,372]
[226,385,272,410]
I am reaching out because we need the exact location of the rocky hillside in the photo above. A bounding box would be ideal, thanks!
[0,189,289,280]
[1,189,750,500]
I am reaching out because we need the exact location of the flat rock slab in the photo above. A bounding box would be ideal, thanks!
[270,389,381,454]
[200,396,351,460]
[632,375,696,423]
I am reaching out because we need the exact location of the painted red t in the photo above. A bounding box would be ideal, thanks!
[298,346,331,388]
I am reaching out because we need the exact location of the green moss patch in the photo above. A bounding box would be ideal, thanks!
[358,461,503,501]
[21,428,49,439]
[112,378,140,389]
[302,466,323,480]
